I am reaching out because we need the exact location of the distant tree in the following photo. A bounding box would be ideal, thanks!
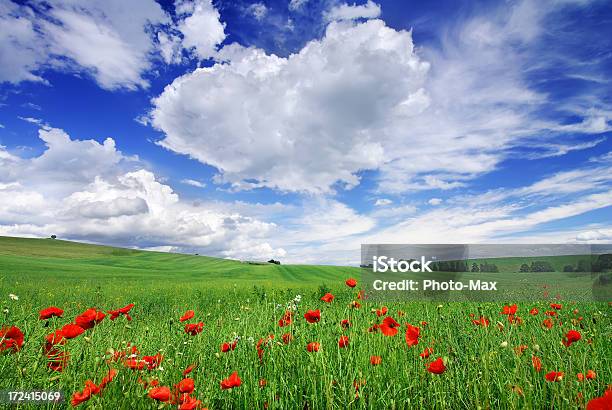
[268,259,281,265]
[471,263,479,272]
[594,254,612,272]
[529,261,555,272]
[563,264,574,272]
[479,262,499,273]
[50,235,57,239]
[575,259,590,272]
[519,263,530,273]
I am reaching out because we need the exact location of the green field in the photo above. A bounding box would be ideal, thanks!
[0,236,610,409]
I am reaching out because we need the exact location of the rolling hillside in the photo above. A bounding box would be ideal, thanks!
[0,236,358,288]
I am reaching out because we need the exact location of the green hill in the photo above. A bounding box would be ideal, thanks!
[0,236,358,288]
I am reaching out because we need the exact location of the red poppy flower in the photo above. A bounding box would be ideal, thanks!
[143,353,164,370]
[545,371,564,382]
[405,323,420,346]
[529,308,539,315]
[550,303,562,310]
[71,380,100,406]
[471,316,490,327]
[376,306,388,317]
[426,357,446,374]
[177,378,195,394]
[180,310,195,322]
[184,322,204,335]
[562,330,581,347]
[345,278,357,288]
[578,373,585,382]
[183,363,197,376]
[282,333,293,344]
[221,340,237,352]
[278,311,293,327]
[70,371,114,404]
[501,304,518,315]
[587,387,612,410]
[306,342,321,352]
[0,326,24,353]
[514,345,528,355]
[420,347,433,358]
[349,301,361,309]
[370,355,382,365]
[542,318,554,329]
[545,310,557,316]
[99,369,117,390]
[256,334,274,361]
[47,349,69,372]
[368,324,380,333]
[508,315,523,325]
[532,356,542,372]
[45,330,65,349]
[149,386,172,401]
[61,323,85,339]
[179,396,202,410]
[108,303,134,321]
[304,309,321,323]
[320,293,335,303]
[220,371,241,389]
[124,359,146,370]
[586,370,596,380]
[75,308,105,330]
[338,336,349,348]
[341,319,351,329]
[39,306,64,320]
[380,316,400,336]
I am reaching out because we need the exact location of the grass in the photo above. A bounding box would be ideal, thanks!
[0,236,610,409]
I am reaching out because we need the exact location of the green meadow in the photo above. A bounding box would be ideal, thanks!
[0,236,610,409]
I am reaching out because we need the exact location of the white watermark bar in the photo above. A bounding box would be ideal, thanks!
[360,244,612,302]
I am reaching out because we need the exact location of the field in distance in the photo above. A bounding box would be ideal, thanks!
[0,236,357,290]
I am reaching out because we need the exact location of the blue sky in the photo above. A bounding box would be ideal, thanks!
[0,0,610,264]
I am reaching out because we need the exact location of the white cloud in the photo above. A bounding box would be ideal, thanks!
[176,0,226,60]
[370,204,417,219]
[589,151,612,163]
[525,138,606,159]
[181,178,206,188]
[0,0,226,89]
[575,228,612,242]
[428,198,442,206]
[374,198,392,206]
[247,3,268,21]
[152,19,428,193]
[325,1,381,22]
[0,1,47,84]
[157,31,183,65]
[282,198,375,244]
[0,0,168,90]
[0,127,284,261]
[152,1,609,196]
[289,0,308,12]
[18,116,45,125]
